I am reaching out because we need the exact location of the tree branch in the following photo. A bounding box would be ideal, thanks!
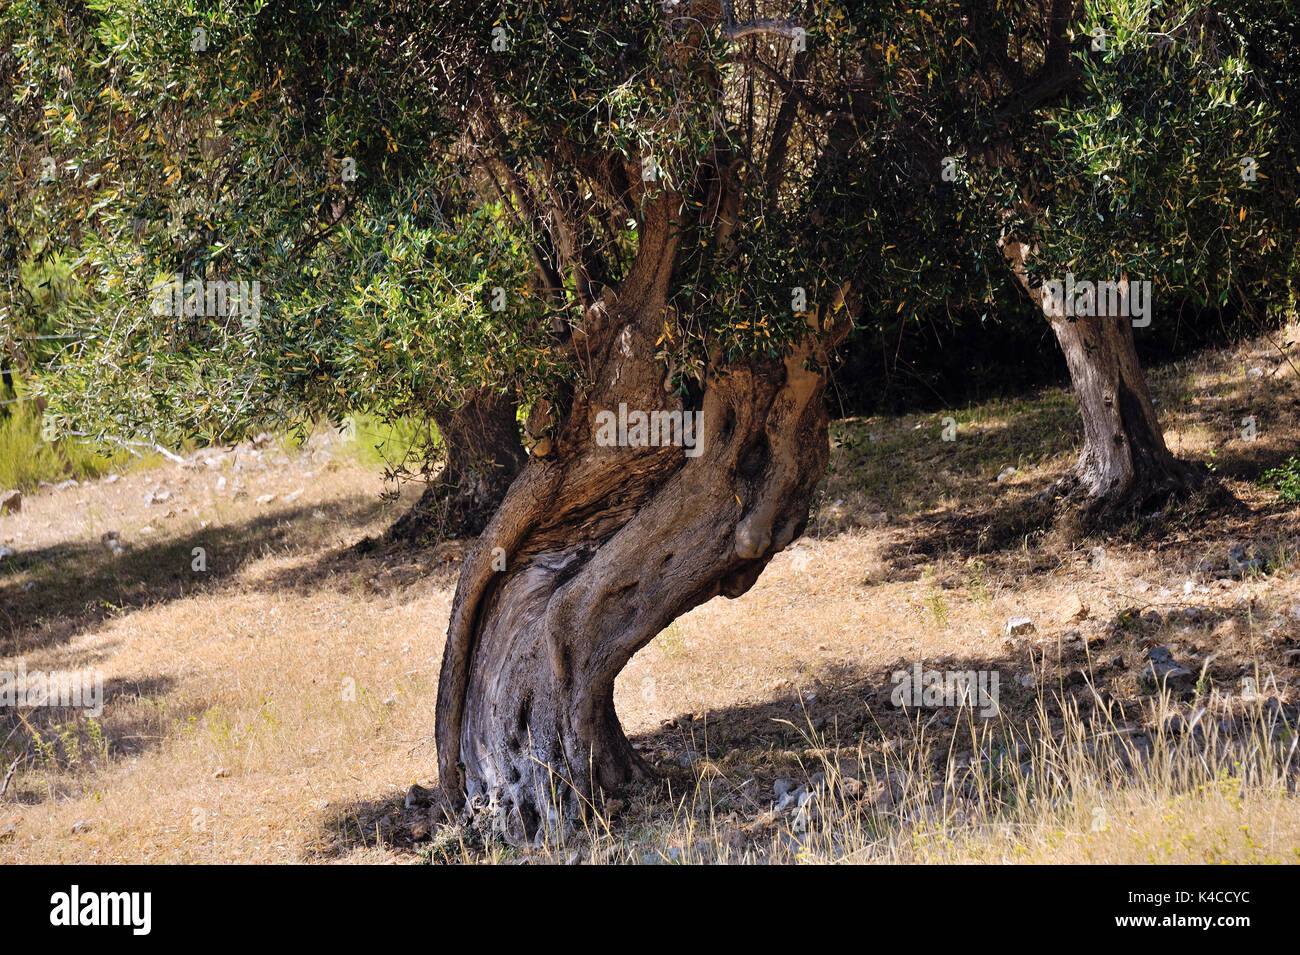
[720,0,802,41]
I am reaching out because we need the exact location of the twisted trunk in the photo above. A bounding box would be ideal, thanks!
[385,388,526,544]
[433,199,836,842]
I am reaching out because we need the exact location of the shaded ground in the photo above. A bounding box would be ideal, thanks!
[0,332,1297,863]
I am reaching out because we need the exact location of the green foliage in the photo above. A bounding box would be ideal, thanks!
[1261,456,1300,504]
[0,400,123,490]
[3,0,1297,458]
[1004,1,1294,312]
[342,413,440,471]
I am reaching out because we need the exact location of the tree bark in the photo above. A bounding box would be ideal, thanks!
[385,388,527,544]
[433,196,839,842]
[1046,313,1202,517]
[1000,240,1203,519]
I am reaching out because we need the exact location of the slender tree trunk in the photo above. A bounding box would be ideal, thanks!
[1001,240,1203,519]
[433,199,838,842]
[385,388,527,544]
[1046,314,1201,516]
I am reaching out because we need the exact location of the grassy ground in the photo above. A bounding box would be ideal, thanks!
[0,402,133,492]
[1,331,1298,864]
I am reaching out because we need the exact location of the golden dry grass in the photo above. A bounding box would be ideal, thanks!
[1,331,1298,864]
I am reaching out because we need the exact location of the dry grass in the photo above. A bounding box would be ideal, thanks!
[1,332,1298,864]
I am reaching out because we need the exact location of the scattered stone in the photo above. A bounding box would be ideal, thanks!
[0,545,14,560]
[1060,594,1089,622]
[144,487,170,506]
[215,475,227,491]
[1139,646,1195,693]
[0,489,22,514]
[53,479,79,491]
[995,466,1017,484]
[1006,616,1035,637]
[405,784,433,809]
[1139,609,1163,631]
[284,488,304,504]
[103,473,120,484]
[774,779,808,812]
[71,820,92,834]
[255,494,277,506]
[1228,544,1265,578]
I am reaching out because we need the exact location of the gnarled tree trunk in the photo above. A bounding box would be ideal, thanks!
[385,388,526,544]
[433,198,837,842]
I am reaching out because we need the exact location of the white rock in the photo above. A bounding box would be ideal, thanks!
[1006,617,1035,637]
[144,487,170,505]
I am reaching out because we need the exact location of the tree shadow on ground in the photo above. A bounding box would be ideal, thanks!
[876,464,1294,572]
[0,495,381,657]
[252,534,465,599]
[305,597,1299,861]
[0,673,205,806]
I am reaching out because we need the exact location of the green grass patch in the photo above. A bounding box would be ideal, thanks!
[1260,456,1300,505]
[0,402,129,491]
[341,413,442,471]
